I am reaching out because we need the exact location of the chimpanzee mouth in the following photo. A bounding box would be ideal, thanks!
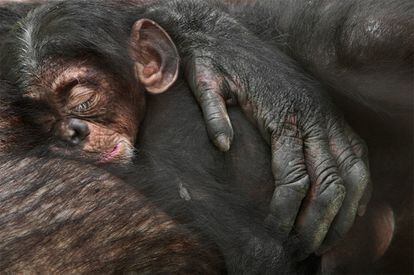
[100,141,134,163]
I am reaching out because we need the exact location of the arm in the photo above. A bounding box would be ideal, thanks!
[224,0,414,118]
[133,0,371,256]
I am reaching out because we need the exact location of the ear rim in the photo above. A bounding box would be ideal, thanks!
[130,18,180,94]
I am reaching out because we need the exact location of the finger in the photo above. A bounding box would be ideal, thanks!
[187,59,234,151]
[357,175,372,216]
[294,127,346,259]
[318,121,370,253]
[198,90,233,151]
[345,126,372,216]
[265,115,310,239]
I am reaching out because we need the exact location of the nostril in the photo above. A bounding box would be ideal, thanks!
[71,120,90,139]
[65,119,90,145]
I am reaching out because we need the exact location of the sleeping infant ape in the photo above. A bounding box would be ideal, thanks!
[8,19,180,163]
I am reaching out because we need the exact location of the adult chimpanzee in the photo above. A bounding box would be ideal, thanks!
[0,0,368,273]
[224,1,413,272]
[0,0,412,274]
[0,1,345,273]
[0,0,371,255]
[138,0,413,272]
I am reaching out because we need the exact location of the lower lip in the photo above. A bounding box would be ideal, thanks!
[100,143,123,163]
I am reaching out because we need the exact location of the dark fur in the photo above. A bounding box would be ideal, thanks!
[0,2,294,271]
[0,152,223,273]
[226,2,413,272]
[0,78,300,273]
[0,0,412,273]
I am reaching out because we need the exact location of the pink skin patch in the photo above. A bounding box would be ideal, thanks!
[320,203,395,273]
[99,142,130,163]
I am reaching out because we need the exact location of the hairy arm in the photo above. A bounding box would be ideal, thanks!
[129,0,370,256]
[0,155,220,273]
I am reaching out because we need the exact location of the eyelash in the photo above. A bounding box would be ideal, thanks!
[72,94,97,114]
[76,99,93,112]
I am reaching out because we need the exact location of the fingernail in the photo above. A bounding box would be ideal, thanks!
[215,134,231,152]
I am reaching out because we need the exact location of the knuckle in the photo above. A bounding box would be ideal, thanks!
[272,148,306,176]
[275,174,310,195]
[336,150,359,171]
[317,183,346,209]
[195,81,226,104]
[327,115,344,136]
[313,159,341,186]
[275,162,307,184]
[347,130,369,157]
[205,110,226,122]
[318,170,344,193]
[304,123,325,139]
[352,139,369,158]
[198,89,220,104]
[351,161,370,191]
[201,102,230,126]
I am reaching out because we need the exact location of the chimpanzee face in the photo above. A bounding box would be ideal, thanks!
[24,59,142,162]
[16,19,179,163]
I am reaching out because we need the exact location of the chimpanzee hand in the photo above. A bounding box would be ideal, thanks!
[186,48,372,258]
[142,0,371,259]
[185,44,372,257]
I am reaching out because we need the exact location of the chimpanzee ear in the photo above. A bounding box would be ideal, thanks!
[129,19,180,94]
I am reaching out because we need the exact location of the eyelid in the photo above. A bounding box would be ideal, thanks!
[58,76,98,96]
[72,95,100,115]
[69,85,95,99]
[74,98,93,113]
[68,86,99,111]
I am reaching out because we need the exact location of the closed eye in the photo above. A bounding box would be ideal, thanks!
[70,90,99,115]
[74,98,94,113]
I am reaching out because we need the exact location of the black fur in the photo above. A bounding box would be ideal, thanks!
[0,0,412,273]
[0,2,295,272]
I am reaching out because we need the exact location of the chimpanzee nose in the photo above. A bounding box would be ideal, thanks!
[59,119,90,146]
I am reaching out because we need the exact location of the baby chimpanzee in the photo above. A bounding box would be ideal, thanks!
[1,1,371,260]
[4,17,179,163]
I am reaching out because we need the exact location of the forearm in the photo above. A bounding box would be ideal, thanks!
[134,0,332,135]
[134,0,335,80]
[133,0,253,57]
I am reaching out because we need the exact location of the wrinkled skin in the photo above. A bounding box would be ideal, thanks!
[0,155,222,274]
[0,0,371,258]
[140,1,412,266]
[27,60,142,162]
[225,1,413,271]
[0,2,181,163]
[137,0,371,257]
[1,0,412,272]
[5,10,190,163]
[0,80,296,274]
